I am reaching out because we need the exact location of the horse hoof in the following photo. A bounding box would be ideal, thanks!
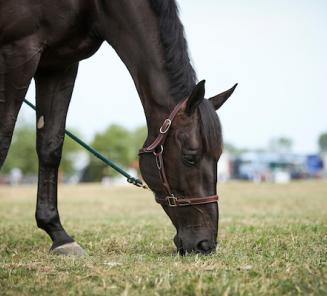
[50,242,87,257]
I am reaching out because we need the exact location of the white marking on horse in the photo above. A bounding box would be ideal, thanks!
[37,116,45,129]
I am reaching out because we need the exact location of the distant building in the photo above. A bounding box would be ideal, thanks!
[306,154,324,177]
[232,151,315,183]
[217,152,233,182]
[322,152,327,176]
[9,168,23,185]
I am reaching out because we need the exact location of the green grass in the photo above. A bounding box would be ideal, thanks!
[0,181,326,295]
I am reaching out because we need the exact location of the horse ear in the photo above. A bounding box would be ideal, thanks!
[209,83,238,110]
[185,80,206,115]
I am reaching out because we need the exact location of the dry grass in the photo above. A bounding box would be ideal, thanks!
[0,180,326,295]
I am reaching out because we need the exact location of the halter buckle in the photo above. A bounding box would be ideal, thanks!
[160,119,172,134]
[167,195,177,207]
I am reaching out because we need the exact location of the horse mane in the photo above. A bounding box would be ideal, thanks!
[149,0,197,102]
[149,1,220,153]
[198,100,222,155]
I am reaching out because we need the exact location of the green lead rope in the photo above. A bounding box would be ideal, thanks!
[23,99,147,189]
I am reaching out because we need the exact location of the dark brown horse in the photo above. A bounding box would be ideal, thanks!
[0,0,237,255]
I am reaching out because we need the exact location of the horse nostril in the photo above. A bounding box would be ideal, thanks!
[197,240,212,253]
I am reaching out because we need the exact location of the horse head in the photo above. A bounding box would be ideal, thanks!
[139,81,237,254]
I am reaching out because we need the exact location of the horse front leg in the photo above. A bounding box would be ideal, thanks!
[34,63,85,256]
[0,51,40,168]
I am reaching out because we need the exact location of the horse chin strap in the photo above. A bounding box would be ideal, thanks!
[139,98,219,207]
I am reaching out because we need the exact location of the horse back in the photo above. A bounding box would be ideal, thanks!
[0,0,101,68]
[0,0,42,44]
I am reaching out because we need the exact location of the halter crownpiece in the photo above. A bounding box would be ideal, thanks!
[139,98,219,207]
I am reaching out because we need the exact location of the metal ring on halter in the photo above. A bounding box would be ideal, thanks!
[153,145,163,156]
[155,155,162,170]
[154,145,163,169]
[160,119,172,134]
[167,195,177,207]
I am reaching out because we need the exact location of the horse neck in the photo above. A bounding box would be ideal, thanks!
[95,0,195,136]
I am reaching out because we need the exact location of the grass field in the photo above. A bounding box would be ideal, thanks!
[0,181,326,295]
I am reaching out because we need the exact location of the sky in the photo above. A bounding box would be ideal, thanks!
[21,0,327,154]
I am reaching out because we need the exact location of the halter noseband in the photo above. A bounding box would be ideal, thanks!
[139,99,219,207]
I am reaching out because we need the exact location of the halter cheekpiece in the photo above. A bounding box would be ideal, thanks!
[139,98,219,207]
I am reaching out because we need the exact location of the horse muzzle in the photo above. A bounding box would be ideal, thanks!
[174,234,217,255]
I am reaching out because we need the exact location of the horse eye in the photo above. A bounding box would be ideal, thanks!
[183,154,198,166]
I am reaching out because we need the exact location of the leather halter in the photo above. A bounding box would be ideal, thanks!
[139,99,219,207]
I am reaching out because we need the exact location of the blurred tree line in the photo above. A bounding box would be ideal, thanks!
[0,125,82,177]
[0,123,147,182]
[81,125,147,181]
[2,122,326,182]
[319,132,327,152]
